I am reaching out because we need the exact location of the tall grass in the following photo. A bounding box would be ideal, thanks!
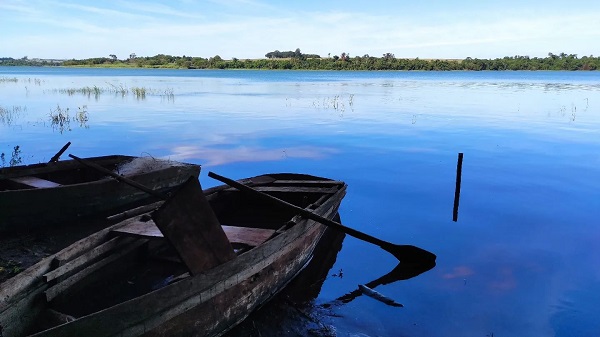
[131,87,146,99]
[51,83,174,101]
[0,105,26,126]
[310,94,355,114]
[161,88,175,102]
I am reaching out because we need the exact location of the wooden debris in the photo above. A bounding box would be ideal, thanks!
[358,284,403,307]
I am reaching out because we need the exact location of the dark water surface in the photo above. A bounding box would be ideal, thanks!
[1,67,599,336]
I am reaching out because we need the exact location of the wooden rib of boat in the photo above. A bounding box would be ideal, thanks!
[0,155,201,233]
[0,173,347,337]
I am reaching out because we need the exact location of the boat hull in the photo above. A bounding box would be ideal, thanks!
[0,156,200,233]
[142,211,333,337]
[0,173,346,337]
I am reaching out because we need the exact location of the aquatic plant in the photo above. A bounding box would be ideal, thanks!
[0,77,18,83]
[23,78,43,85]
[0,105,26,126]
[107,83,128,97]
[131,87,147,99]
[160,88,175,101]
[57,86,103,99]
[311,94,355,113]
[52,83,174,101]
[49,104,71,133]
[0,145,23,167]
[48,104,92,132]
[75,105,89,127]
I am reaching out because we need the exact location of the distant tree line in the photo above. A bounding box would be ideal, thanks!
[0,57,62,66]
[2,52,599,71]
[265,48,321,59]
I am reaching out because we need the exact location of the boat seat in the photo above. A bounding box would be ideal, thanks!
[113,219,276,247]
[9,176,62,188]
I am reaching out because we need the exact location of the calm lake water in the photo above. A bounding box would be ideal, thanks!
[1,67,599,337]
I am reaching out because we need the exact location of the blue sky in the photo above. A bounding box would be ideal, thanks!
[1,0,599,60]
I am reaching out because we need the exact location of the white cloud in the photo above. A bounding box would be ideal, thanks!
[1,1,599,59]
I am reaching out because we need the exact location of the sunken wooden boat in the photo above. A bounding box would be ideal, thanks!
[0,155,201,233]
[0,173,347,337]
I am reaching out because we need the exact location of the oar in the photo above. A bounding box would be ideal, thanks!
[208,171,436,264]
[68,154,165,200]
[48,141,71,163]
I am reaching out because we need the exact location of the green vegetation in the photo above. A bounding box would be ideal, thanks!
[0,57,62,66]
[0,259,23,275]
[2,52,599,71]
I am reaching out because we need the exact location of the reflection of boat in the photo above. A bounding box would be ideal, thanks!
[283,220,346,302]
[225,217,436,336]
[224,220,346,337]
[0,173,347,337]
[0,155,200,233]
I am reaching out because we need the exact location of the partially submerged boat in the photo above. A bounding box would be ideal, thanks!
[0,155,200,233]
[0,173,347,337]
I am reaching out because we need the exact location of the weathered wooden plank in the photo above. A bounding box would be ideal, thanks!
[0,220,131,313]
[45,239,148,302]
[112,220,163,238]
[106,201,163,222]
[152,178,237,275]
[113,220,276,247]
[9,176,62,188]
[43,236,129,283]
[224,186,338,194]
[271,180,344,185]
[222,226,276,246]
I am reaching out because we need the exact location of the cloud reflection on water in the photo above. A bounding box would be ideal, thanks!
[165,144,339,166]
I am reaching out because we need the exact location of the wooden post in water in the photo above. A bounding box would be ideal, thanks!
[453,152,464,222]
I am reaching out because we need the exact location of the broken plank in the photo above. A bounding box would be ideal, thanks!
[152,177,237,275]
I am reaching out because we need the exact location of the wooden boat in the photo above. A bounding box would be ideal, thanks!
[0,173,347,337]
[0,155,201,233]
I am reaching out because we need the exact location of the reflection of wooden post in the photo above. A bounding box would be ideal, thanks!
[453,153,464,222]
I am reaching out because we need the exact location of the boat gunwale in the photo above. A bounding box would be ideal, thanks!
[0,155,200,187]
[0,155,134,180]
